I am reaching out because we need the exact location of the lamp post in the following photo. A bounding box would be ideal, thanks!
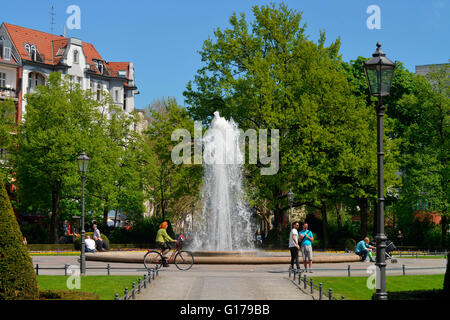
[363,42,396,301]
[287,190,294,225]
[77,150,90,276]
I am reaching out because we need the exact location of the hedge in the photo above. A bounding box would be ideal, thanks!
[0,179,39,300]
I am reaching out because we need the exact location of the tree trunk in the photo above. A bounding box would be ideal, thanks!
[373,199,378,240]
[50,182,62,244]
[335,202,343,229]
[441,215,447,249]
[359,197,368,239]
[321,202,329,249]
[103,206,109,226]
[444,253,450,297]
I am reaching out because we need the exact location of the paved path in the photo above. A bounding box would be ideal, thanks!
[135,266,311,300]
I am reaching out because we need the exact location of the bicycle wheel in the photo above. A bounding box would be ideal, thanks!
[174,250,194,271]
[143,250,163,271]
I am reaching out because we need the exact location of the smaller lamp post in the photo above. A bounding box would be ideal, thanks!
[77,150,90,276]
[363,42,396,301]
[287,190,294,225]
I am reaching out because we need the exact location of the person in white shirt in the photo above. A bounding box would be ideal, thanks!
[288,221,301,270]
[85,235,96,253]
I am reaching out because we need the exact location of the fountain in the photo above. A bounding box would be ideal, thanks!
[191,111,254,252]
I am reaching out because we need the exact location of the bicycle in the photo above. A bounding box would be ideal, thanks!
[143,235,194,271]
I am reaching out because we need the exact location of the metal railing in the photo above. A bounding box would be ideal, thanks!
[115,268,159,300]
[34,263,151,276]
[288,268,344,300]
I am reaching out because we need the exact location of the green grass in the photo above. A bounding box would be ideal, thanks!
[310,274,445,300]
[37,276,143,300]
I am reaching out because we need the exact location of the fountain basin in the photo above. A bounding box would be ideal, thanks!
[85,251,361,264]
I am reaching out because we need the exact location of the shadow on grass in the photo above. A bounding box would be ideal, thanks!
[39,290,99,300]
[388,290,447,300]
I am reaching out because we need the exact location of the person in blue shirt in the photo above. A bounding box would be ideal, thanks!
[299,223,314,273]
[355,237,376,262]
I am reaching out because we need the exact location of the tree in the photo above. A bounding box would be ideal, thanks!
[396,65,449,248]
[0,99,17,185]
[184,3,392,247]
[0,177,39,300]
[143,98,202,222]
[14,73,105,243]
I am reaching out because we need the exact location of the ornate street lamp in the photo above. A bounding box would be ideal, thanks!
[363,42,396,301]
[77,150,90,276]
[287,190,294,225]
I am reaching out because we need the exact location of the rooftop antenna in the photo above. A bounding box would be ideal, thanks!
[49,5,56,34]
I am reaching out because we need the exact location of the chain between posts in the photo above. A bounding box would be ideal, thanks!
[115,268,159,300]
[289,268,344,301]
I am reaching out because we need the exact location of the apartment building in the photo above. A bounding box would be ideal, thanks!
[0,22,138,123]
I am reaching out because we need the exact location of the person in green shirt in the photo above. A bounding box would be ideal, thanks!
[156,221,177,266]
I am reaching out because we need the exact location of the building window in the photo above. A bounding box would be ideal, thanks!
[73,50,79,64]
[0,73,6,87]
[96,84,102,101]
[28,72,45,91]
[115,90,119,103]
[118,70,127,78]
[3,47,11,61]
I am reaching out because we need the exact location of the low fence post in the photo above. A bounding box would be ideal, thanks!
[138,278,142,294]
[402,265,406,276]
[124,288,128,301]
[329,288,333,301]
[148,270,152,284]
[293,270,296,281]
[64,264,68,276]
[298,272,301,285]
[347,265,351,277]
[115,293,119,300]
[319,283,323,300]
[107,264,111,276]
[36,264,39,276]
[132,282,136,300]
[303,275,307,289]
[341,296,345,300]
[310,278,314,294]
[143,274,147,289]
[289,267,292,278]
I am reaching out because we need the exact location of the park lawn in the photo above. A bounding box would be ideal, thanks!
[312,274,445,300]
[37,276,142,300]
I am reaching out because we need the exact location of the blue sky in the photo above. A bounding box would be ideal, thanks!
[1,0,449,109]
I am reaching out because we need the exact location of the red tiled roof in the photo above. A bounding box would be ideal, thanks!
[2,23,129,78]
[107,62,130,78]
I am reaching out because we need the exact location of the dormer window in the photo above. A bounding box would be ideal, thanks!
[24,43,38,61]
[98,61,103,74]
[73,50,79,64]
[118,70,127,78]
[3,47,11,61]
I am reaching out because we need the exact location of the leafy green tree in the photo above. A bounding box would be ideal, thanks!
[143,98,202,222]
[184,3,397,247]
[0,99,17,184]
[396,65,449,248]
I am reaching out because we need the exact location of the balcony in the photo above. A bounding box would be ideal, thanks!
[0,87,17,100]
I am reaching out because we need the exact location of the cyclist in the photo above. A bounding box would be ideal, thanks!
[155,221,177,267]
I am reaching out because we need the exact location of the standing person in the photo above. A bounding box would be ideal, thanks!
[299,223,314,273]
[155,221,177,267]
[355,237,376,262]
[288,221,301,271]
